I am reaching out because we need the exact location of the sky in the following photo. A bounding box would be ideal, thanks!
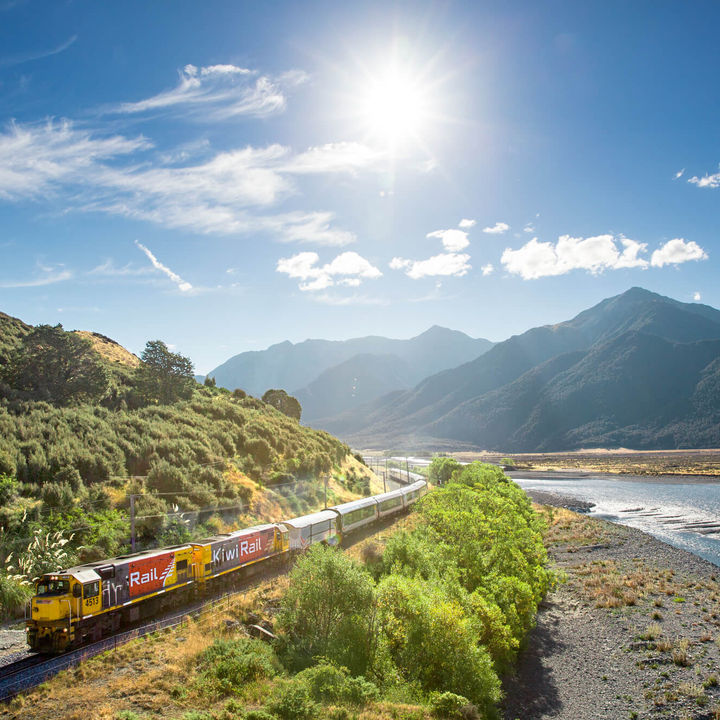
[1,1,718,374]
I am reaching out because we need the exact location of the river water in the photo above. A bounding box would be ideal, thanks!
[514,476,720,567]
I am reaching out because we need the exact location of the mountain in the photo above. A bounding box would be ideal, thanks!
[207,326,494,399]
[295,353,413,422]
[324,288,720,451]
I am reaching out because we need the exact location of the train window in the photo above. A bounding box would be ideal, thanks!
[177,559,188,571]
[83,582,100,599]
[205,563,212,573]
[37,579,70,596]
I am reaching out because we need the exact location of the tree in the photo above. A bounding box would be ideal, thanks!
[427,456,461,485]
[203,375,216,388]
[3,325,109,405]
[278,545,376,674]
[135,340,195,405]
[262,389,302,421]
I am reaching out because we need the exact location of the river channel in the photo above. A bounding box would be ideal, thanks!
[514,476,720,567]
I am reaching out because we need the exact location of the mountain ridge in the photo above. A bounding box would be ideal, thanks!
[318,288,720,451]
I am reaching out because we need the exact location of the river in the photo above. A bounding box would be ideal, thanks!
[514,476,720,567]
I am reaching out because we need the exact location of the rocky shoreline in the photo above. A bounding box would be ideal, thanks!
[503,502,720,719]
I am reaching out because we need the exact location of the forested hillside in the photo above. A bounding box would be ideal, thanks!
[0,312,369,618]
[324,288,720,451]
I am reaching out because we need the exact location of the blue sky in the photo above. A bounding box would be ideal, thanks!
[1,0,718,374]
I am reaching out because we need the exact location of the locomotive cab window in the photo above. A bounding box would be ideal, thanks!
[37,579,69,596]
[83,581,100,599]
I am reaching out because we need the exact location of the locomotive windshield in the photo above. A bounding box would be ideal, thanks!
[36,579,70,596]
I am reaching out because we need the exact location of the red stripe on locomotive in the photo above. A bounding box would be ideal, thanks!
[237,527,275,563]
[128,552,175,597]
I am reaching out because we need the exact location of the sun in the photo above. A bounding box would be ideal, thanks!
[360,64,429,145]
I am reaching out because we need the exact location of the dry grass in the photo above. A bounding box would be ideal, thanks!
[540,506,611,548]
[74,330,140,367]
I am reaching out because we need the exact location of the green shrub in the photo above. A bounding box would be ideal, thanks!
[278,546,376,675]
[197,637,279,696]
[0,573,32,620]
[182,712,213,720]
[429,692,471,718]
[243,711,278,720]
[268,679,317,720]
[341,675,379,706]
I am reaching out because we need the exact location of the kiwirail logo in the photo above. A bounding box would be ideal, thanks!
[240,537,262,558]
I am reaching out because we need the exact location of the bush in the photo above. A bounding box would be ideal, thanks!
[268,678,317,720]
[429,692,472,719]
[341,675,379,706]
[278,545,376,674]
[197,637,279,696]
[0,574,32,620]
[243,711,278,720]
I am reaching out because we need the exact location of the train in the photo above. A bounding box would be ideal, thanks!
[26,479,428,653]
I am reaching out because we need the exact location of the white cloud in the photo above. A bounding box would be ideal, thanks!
[426,228,469,252]
[501,234,650,280]
[688,171,720,189]
[276,251,381,292]
[675,168,685,179]
[481,264,494,276]
[135,240,193,292]
[458,218,476,229]
[694,292,702,301]
[284,142,382,174]
[87,259,155,277]
[483,221,509,235]
[0,33,77,68]
[0,266,72,288]
[390,252,471,279]
[111,63,305,120]
[523,223,535,233]
[650,238,708,267]
[0,121,372,245]
[0,119,149,201]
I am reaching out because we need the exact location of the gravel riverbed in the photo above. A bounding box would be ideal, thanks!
[503,492,720,720]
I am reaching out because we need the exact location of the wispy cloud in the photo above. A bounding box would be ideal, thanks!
[694,291,702,301]
[0,34,77,68]
[458,218,476,229]
[650,238,708,267]
[523,223,535,233]
[109,64,307,120]
[481,263,494,276]
[135,240,193,292]
[0,265,72,288]
[390,252,471,279]
[88,259,155,277]
[674,168,685,179]
[0,120,149,201]
[501,234,650,279]
[0,120,385,245]
[483,221,509,235]
[276,251,382,291]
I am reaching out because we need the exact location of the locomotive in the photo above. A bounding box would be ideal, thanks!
[26,479,428,653]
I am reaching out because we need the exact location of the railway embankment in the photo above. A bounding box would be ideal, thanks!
[504,498,720,720]
[3,462,548,720]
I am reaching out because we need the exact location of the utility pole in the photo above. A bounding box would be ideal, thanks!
[130,494,137,552]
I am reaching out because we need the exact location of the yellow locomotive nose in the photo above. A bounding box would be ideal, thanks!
[32,595,70,622]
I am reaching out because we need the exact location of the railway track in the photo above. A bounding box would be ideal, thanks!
[0,508,407,704]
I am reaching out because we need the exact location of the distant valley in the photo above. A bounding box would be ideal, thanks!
[206,326,494,422]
